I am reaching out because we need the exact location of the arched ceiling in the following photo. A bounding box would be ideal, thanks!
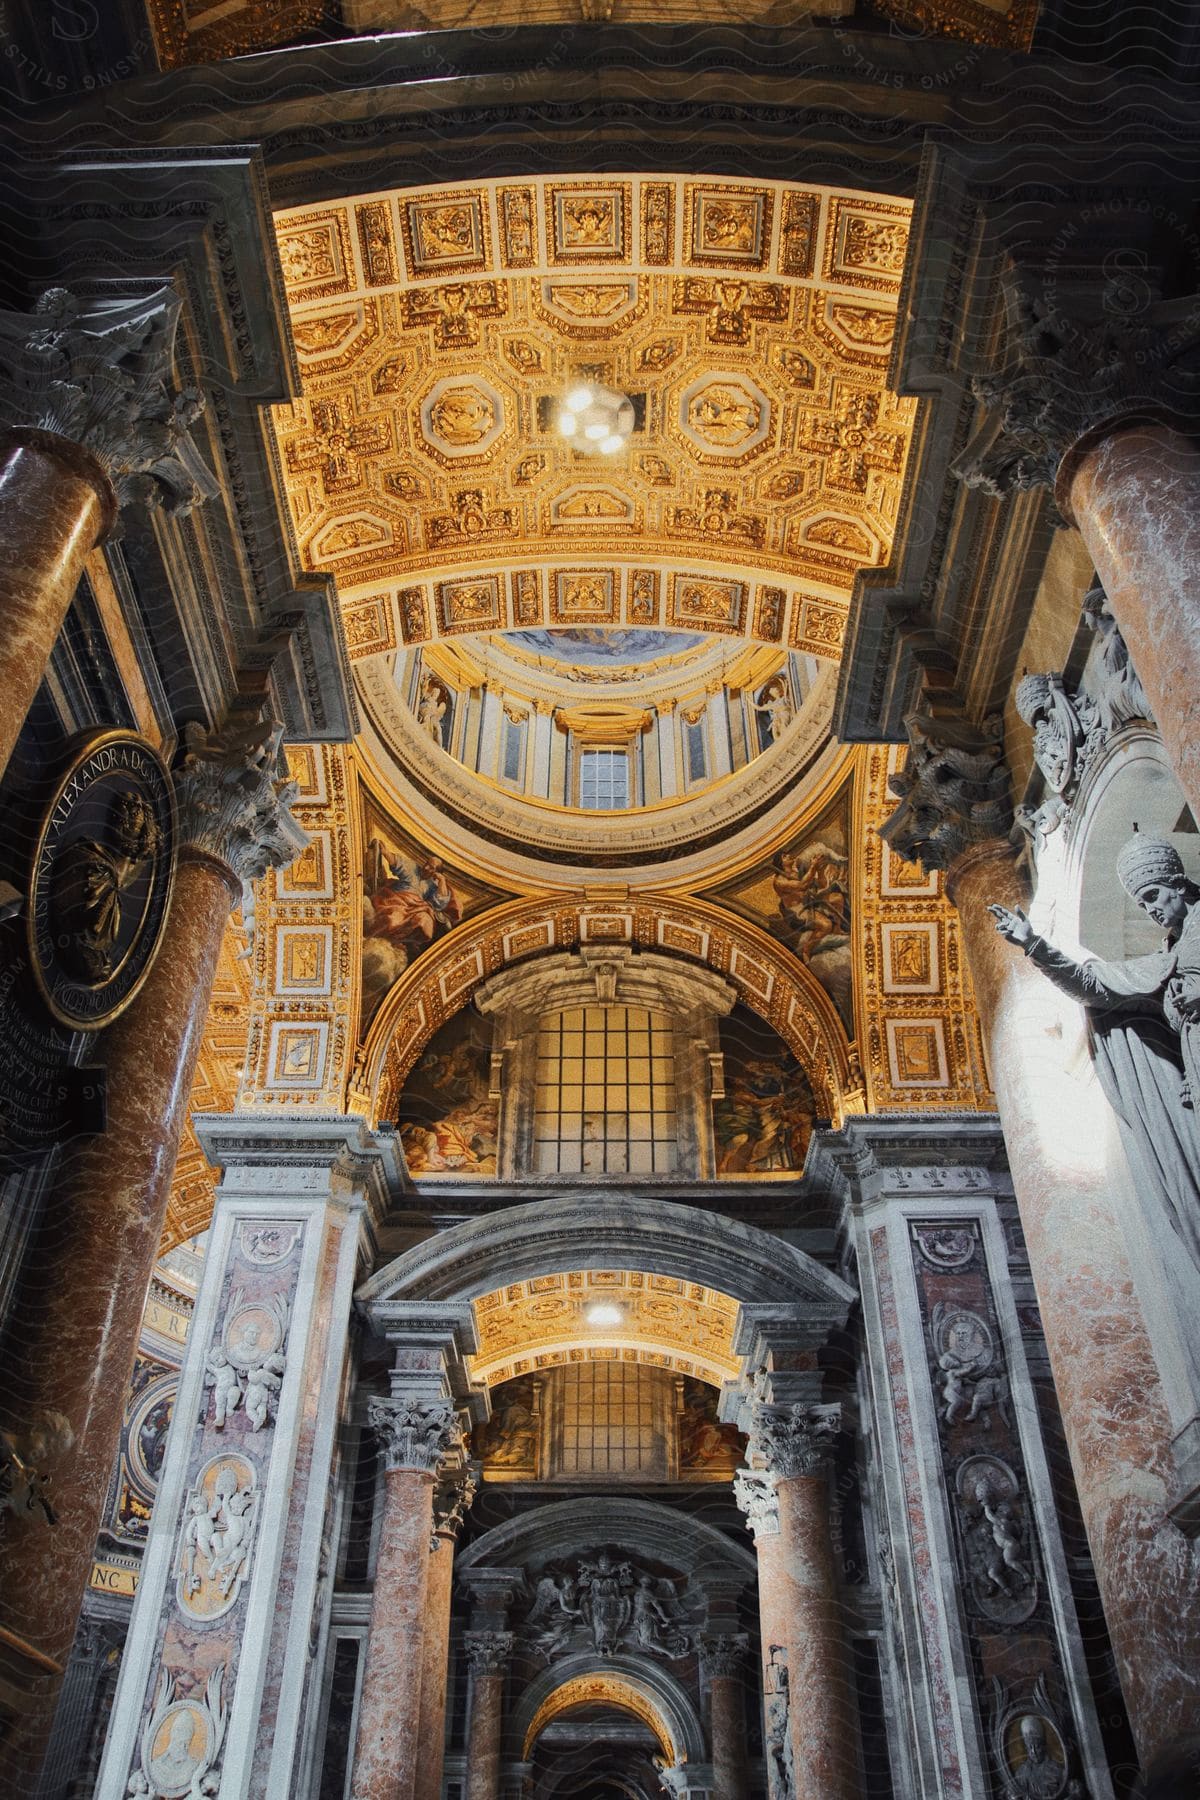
[272,173,916,665]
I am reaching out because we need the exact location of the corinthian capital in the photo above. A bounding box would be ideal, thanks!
[0,285,219,518]
[464,1630,514,1677]
[174,714,308,890]
[953,282,1200,508]
[368,1395,463,1475]
[750,1402,841,1480]
[700,1633,749,1681]
[732,1467,780,1540]
[880,712,1012,875]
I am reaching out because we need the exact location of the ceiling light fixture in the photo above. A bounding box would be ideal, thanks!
[586,1302,623,1328]
[556,382,635,458]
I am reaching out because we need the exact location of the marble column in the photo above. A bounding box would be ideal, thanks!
[945,836,1200,1776]
[350,1398,464,1800]
[0,713,305,1785]
[955,291,1200,830]
[0,284,215,777]
[463,1630,513,1800]
[414,1464,478,1800]
[700,1635,749,1800]
[92,1117,400,1800]
[733,1469,790,1800]
[751,1404,862,1800]
[1064,424,1200,826]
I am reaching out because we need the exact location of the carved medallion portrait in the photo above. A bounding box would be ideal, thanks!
[28,730,176,1030]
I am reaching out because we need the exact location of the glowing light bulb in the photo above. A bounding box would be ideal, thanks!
[558,412,577,436]
[583,421,607,441]
[565,384,593,412]
[599,434,624,454]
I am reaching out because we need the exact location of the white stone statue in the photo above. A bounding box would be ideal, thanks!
[205,1349,241,1430]
[990,830,1200,1272]
[750,676,794,742]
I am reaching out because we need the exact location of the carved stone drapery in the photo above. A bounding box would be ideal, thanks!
[0,285,218,519]
[432,1461,478,1545]
[952,283,1200,513]
[174,714,308,895]
[464,1631,514,1677]
[368,1397,463,1475]
[749,1403,841,1480]
[881,715,1013,872]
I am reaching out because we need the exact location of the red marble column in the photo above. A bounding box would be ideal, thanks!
[950,838,1200,1775]
[0,431,115,777]
[414,1466,477,1800]
[752,1406,862,1800]
[0,714,303,1788]
[733,1470,793,1800]
[463,1631,513,1800]
[351,1399,463,1800]
[0,285,214,783]
[700,1636,749,1800]
[1063,422,1200,829]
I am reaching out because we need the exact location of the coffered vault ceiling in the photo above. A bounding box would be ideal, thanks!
[270,174,916,677]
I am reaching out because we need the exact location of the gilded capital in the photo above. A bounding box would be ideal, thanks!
[0,285,219,519]
[953,283,1200,510]
[750,1401,841,1480]
[732,1467,780,1540]
[880,712,1012,876]
[174,714,308,891]
[368,1395,463,1475]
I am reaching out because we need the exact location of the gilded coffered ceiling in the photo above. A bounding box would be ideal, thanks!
[270,175,916,671]
[469,1269,741,1389]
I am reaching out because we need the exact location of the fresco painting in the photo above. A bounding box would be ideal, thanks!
[396,1009,499,1176]
[709,787,854,1032]
[360,804,506,1029]
[712,1004,816,1175]
[502,627,705,665]
[677,1378,745,1477]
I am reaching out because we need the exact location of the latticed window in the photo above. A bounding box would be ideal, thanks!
[555,1362,668,1479]
[532,1005,677,1174]
[578,747,629,809]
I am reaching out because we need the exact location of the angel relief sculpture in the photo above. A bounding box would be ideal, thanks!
[205,1290,289,1434]
[522,1551,700,1659]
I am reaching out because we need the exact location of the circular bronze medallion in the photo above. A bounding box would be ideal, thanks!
[27,730,176,1030]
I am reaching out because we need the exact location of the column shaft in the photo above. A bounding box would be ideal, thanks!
[775,1474,861,1800]
[707,1674,748,1800]
[0,850,233,1780]
[0,431,114,778]
[1067,423,1200,827]
[352,1469,436,1800]
[414,1536,455,1800]
[951,840,1200,1769]
[463,1667,504,1800]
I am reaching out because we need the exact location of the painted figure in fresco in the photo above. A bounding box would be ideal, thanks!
[678,1381,743,1469]
[477,1385,537,1468]
[990,831,1200,1271]
[771,842,849,963]
[362,835,467,1023]
[713,1057,810,1174]
[1009,1716,1067,1798]
[399,1016,499,1176]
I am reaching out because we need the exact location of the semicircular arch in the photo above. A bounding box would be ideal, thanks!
[515,1654,706,1767]
[457,1494,756,1584]
[352,891,854,1126]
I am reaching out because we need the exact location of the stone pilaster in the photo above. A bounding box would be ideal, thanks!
[826,1117,1113,1800]
[0,283,217,778]
[92,1117,398,1800]
[0,712,306,1790]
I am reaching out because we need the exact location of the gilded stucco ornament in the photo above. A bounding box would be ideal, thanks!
[953,285,1200,510]
[0,285,219,522]
[174,714,308,891]
[367,1395,463,1473]
[881,713,1012,873]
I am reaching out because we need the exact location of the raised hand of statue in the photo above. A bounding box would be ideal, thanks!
[987,904,1035,948]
